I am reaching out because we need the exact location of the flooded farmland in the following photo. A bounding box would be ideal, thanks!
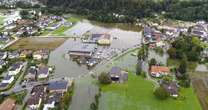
[48,20,142,110]
[48,20,142,78]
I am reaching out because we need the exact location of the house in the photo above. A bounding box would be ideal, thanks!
[191,24,208,41]
[43,93,62,110]
[1,75,14,84]
[68,43,97,58]
[33,49,49,60]
[8,62,23,75]
[25,66,37,81]
[109,67,128,83]
[0,98,16,110]
[8,51,19,59]
[97,34,111,45]
[27,86,46,109]
[20,50,32,58]
[0,60,6,69]
[0,35,10,43]
[0,83,8,88]
[160,80,179,98]
[87,34,111,45]
[0,51,7,60]
[143,26,162,44]
[37,65,49,79]
[46,23,61,30]
[150,66,170,78]
[48,80,70,93]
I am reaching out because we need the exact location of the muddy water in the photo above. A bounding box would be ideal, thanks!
[48,20,142,110]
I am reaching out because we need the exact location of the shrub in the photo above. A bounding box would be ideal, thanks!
[98,72,112,84]
[154,86,169,100]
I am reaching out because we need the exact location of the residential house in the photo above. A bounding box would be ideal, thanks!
[0,35,10,43]
[0,51,7,60]
[109,67,128,83]
[20,50,32,58]
[1,75,14,84]
[68,43,97,58]
[46,23,61,30]
[8,62,23,75]
[8,51,19,59]
[191,24,208,41]
[143,26,162,44]
[150,66,170,78]
[37,65,49,79]
[27,86,46,109]
[0,98,16,110]
[0,60,6,69]
[43,93,62,110]
[25,66,37,81]
[87,34,111,45]
[0,83,8,88]
[48,80,70,93]
[159,80,179,98]
[33,49,49,60]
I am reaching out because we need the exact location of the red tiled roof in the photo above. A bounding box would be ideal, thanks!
[0,98,16,110]
[151,66,170,73]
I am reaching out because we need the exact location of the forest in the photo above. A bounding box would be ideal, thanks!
[39,0,208,23]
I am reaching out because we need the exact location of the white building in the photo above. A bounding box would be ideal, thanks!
[2,75,14,84]
[8,62,23,75]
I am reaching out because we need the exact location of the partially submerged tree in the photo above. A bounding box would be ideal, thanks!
[154,86,169,100]
[149,58,157,67]
[98,72,112,84]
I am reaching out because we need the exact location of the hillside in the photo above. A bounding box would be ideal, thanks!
[40,0,208,23]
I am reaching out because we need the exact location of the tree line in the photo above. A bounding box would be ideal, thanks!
[38,0,208,23]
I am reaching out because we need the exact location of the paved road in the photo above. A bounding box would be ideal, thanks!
[2,37,19,49]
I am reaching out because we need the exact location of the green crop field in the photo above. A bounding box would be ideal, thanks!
[99,73,202,110]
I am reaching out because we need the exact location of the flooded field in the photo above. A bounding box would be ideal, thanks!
[47,20,142,110]
[48,20,142,78]
[7,37,67,50]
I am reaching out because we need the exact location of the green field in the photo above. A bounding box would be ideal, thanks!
[51,26,71,36]
[0,16,5,25]
[99,73,202,110]
[67,16,82,23]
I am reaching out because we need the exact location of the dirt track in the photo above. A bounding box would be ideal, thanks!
[7,37,67,50]
[192,77,208,110]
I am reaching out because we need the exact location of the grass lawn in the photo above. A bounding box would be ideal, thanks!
[51,26,71,36]
[0,16,5,25]
[167,58,197,71]
[67,16,81,23]
[99,73,202,110]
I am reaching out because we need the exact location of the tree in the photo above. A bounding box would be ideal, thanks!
[178,55,187,74]
[137,45,148,61]
[98,72,111,84]
[136,60,142,75]
[20,10,30,19]
[154,86,169,100]
[149,58,157,67]
[167,48,177,59]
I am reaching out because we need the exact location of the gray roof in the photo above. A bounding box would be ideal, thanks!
[48,80,68,91]
[110,67,121,75]
[3,75,13,81]
[9,62,23,71]
[69,43,97,53]
[38,67,49,75]
[0,60,6,65]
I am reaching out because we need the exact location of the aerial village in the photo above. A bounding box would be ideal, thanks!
[0,0,207,110]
